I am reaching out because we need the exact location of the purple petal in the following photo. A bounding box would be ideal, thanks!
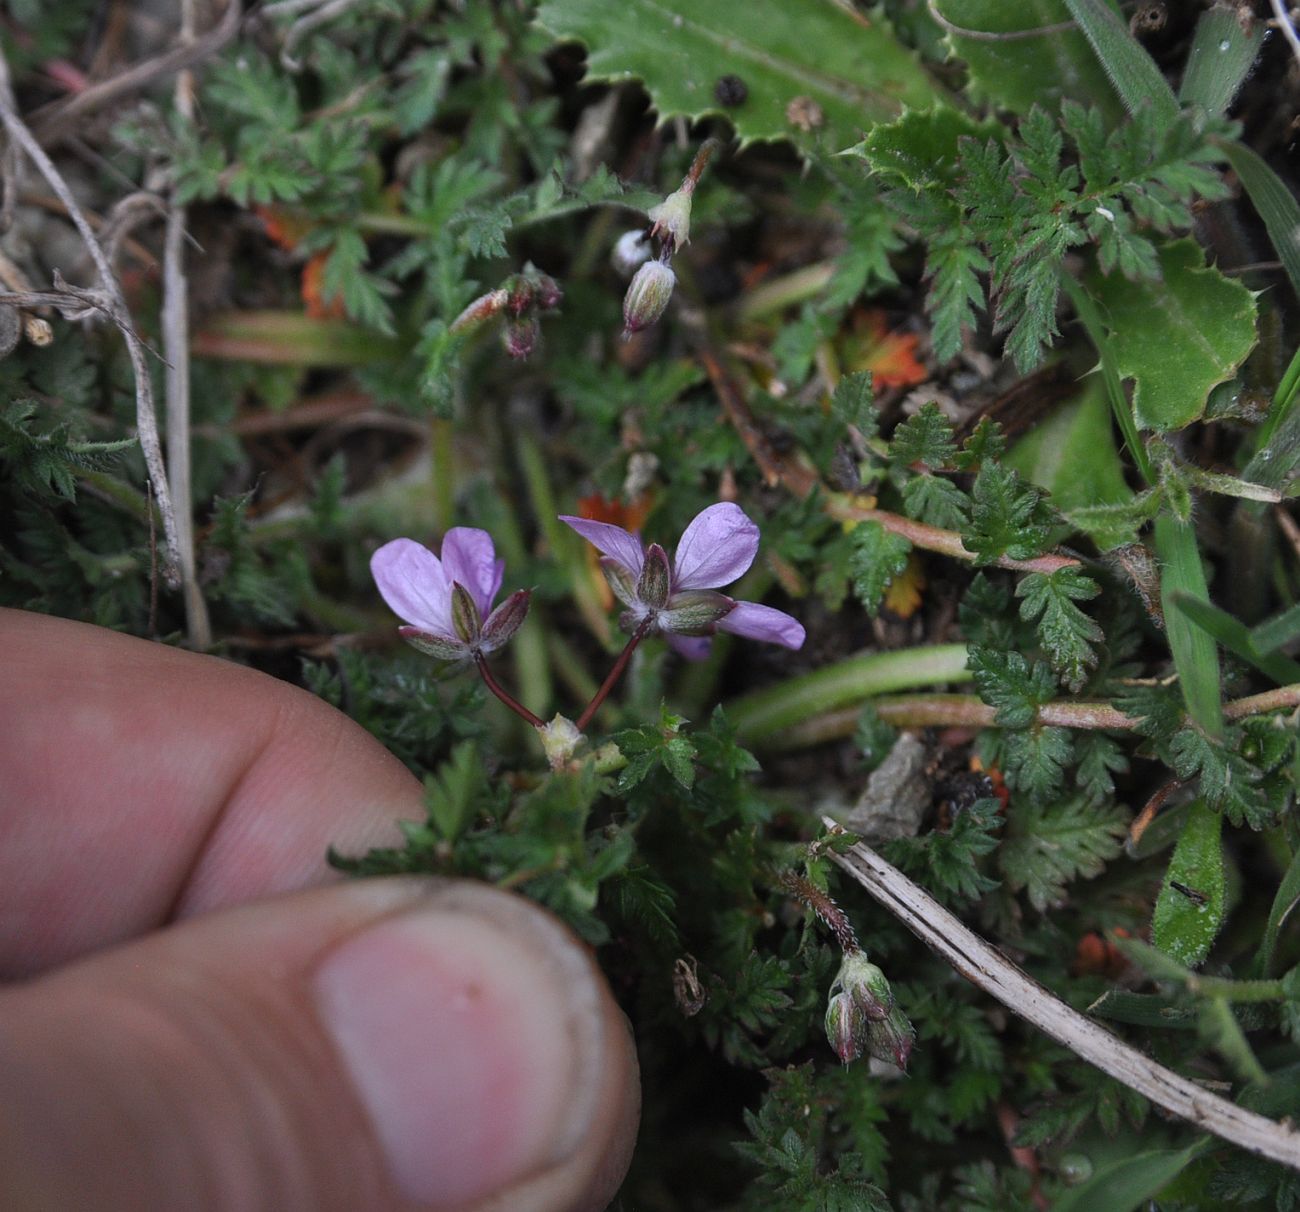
[717,601,805,650]
[440,527,503,618]
[672,503,760,590]
[559,515,645,580]
[371,538,453,634]
[667,633,714,662]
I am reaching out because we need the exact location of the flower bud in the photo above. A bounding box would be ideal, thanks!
[833,952,893,1022]
[637,543,672,611]
[648,185,693,254]
[450,582,483,647]
[866,1003,915,1071]
[622,260,676,337]
[450,288,509,334]
[533,272,563,311]
[825,989,866,1066]
[481,588,531,652]
[503,314,540,359]
[612,229,653,277]
[538,713,584,770]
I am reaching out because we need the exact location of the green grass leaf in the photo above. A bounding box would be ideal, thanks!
[1061,0,1178,123]
[1177,4,1266,118]
[1152,799,1225,968]
[535,0,940,152]
[1088,238,1257,432]
[1053,1141,1209,1212]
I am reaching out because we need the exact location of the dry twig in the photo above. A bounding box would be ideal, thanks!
[823,823,1300,1170]
[164,0,212,647]
[0,54,181,584]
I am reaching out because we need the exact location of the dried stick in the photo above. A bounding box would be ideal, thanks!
[0,54,181,584]
[823,822,1300,1171]
[28,1,242,145]
[165,0,212,647]
[1270,0,1300,71]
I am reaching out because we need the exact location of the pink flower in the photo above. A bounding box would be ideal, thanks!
[370,530,529,661]
[558,502,805,659]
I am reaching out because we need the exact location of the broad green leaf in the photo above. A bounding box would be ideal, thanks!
[535,0,941,152]
[1062,0,1178,123]
[853,106,1002,191]
[1152,799,1225,969]
[1005,379,1132,516]
[931,0,1121,120]
[1178,4,1266,118]
[1053,1141,1210,1212]
[1089,238,1257,432]
[1088,990,1196,1029]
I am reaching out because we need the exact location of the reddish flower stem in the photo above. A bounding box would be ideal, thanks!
[576,618,652,732]
[474,653,544,728]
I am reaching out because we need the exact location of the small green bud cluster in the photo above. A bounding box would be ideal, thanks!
[824,951,914,1070]
[617,139,718,338]
[450,263,562,360]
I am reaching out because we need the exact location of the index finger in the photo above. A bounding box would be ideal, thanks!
[0,609,423,978]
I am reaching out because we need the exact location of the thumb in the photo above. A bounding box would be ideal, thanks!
[0,878,639,1212]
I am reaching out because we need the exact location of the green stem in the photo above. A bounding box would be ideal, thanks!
[1186,975,1285,1003]
[727,644,971,745]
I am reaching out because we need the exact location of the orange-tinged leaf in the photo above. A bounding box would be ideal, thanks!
[846,309,927,389]
[882,552,925,617]
[302,254,346,320]
[255,205,314,251]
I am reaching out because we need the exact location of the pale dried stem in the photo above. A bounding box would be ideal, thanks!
[0,54,181,584]
[1269,0,1300,71]
[165,0,211,647]
[824,823,1300,1170]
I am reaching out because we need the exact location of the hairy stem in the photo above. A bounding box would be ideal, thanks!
[474,653,544,728]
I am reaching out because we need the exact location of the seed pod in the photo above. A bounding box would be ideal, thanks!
[622,260,676,336]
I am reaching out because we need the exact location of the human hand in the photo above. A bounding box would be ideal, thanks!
[0,608,639,1211]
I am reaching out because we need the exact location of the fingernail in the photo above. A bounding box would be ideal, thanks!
[312,884,605,1207]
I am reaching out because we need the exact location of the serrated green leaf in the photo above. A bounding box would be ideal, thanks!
[831,371,876,435]
[963,461,1054,564]
[891,401,956,469]
[536,0,940,152]
[968,646,1056,728]
[854,106,1003,190]
[932,0,1122,120]
[1000,794,1128,911]
[1016,567,1103,692]
[848,521,911,615]
[1152,799,1225,969]
[1088,238,1257,432]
